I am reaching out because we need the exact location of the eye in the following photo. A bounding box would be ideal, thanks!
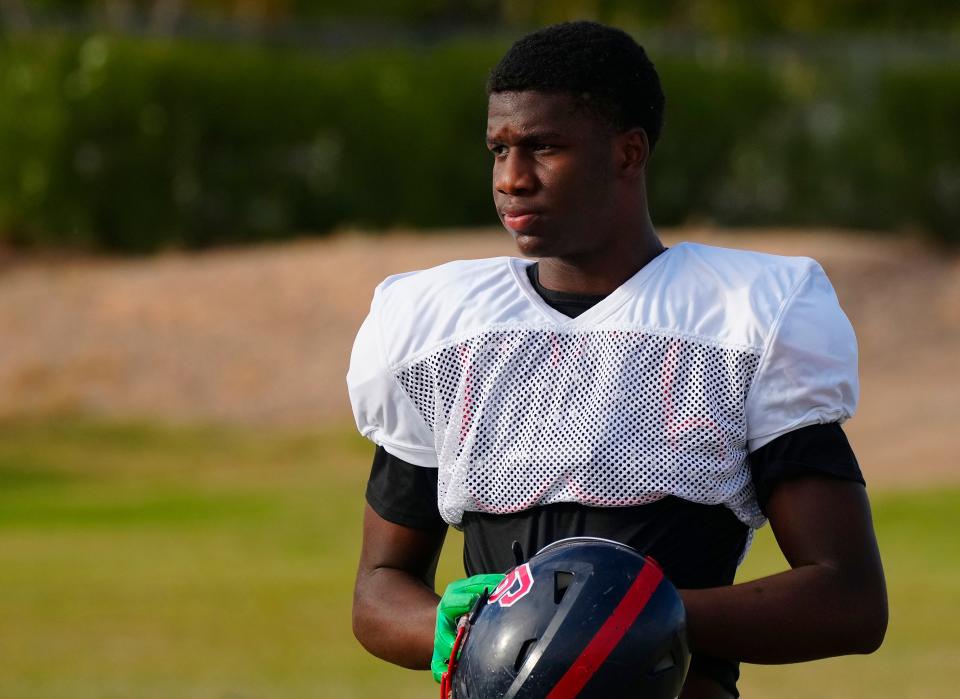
[488,144,507,157]
[532,143,556,154]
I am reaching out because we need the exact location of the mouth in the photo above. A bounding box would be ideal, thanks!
[501,209,543,233]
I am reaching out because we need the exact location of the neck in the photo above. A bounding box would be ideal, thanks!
[537,217,664,295]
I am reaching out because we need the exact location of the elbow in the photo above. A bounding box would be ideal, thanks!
[351,583,376,652]
[351,603,365,647]
[847,583,888,655]
[822,565,888,656]
[860,571,889,654]
[352,602,381,655]
[831,554,888,656]
[853,601,888,654]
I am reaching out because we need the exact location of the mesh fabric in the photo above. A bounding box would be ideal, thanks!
[396,327,763,528]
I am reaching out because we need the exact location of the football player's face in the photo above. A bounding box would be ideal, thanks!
[486,91,620,259]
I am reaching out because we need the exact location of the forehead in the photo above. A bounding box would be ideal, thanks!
[486,91,595,138]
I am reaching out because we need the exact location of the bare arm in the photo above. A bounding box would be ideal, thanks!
[352,503,447,669]
[681,477,887,663]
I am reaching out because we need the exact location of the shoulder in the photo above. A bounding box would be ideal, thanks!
[645,242,833,349]
[668,242,822,296]
[369,257,532,365]
[375,256,513,306]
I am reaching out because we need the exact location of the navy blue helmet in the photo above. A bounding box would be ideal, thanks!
[445,537,689,698]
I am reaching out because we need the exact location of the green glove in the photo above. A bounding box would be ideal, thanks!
[432,573,505,683]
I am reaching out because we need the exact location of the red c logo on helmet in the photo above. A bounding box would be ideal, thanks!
[488,563,534,608]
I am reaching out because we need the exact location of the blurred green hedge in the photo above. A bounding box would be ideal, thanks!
[1,34,958,251]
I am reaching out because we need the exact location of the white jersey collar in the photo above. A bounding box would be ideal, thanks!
[507,246,676,327]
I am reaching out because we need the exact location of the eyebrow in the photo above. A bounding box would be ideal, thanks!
[485,130,567,145]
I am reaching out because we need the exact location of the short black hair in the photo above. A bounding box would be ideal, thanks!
[487,21,665,149]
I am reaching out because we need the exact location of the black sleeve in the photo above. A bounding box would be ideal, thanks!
[749,422,865,516]
[365,445,446,530]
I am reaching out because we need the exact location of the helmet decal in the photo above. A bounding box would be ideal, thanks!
[488,563,534,608]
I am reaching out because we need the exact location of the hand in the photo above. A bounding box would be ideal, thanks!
[431,573,505,682]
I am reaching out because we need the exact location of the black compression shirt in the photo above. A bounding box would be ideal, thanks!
[525,262,609,318]
[363,261,865,697]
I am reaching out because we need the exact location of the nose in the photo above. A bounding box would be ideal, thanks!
[495,150,537,196]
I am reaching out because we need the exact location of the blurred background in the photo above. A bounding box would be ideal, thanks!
[1,1,958,697]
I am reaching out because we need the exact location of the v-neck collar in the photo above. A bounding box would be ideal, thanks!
[526,263,607,318]
[507,247,674,327]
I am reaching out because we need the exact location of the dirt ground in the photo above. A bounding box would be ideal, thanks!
[2,227,957,487]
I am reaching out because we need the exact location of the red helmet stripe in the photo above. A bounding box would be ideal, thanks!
[545,561,665,699]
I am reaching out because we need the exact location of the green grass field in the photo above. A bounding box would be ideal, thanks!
[0,419,956,698]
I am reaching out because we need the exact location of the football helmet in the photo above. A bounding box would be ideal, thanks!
[443,536,689,698]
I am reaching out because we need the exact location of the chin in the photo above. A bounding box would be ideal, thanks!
[509,231,556,259]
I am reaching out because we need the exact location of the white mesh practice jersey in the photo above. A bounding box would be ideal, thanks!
[347,242,858,530]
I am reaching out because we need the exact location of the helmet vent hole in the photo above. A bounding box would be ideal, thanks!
[514,638,537,672]
[554,571,574,604]
[650,651,676,675]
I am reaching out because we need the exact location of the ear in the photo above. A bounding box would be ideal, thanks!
[616,127,650,179]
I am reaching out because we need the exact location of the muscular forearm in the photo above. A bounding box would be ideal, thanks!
[353,565,439,669]
[681,563,887,664]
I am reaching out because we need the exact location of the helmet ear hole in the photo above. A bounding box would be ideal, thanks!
[649,651,677,675]
[554,571,574,604]
[514,638,538,672]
